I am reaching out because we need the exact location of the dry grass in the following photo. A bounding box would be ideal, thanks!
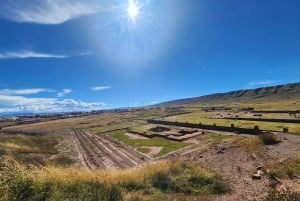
[0,157,229,201]
[268,154,300,179]
[30,161,172,185]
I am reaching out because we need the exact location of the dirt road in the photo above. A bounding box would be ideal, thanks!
[70,128,145,169]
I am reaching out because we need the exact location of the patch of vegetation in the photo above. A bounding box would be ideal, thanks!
[268,157,300,179]
[0,158,229,201]
[49,155,76,167]
[198,133,232,143]
[151,161,230,195]
[137,147,150,154]
[259,134,279,145]
[164,112,300,134]
[87,121,139,134]
[0,133,60,166]
[0,134,58,154]
[113,130,191,157]
[0,148,6,156]
[209,134,231,141]
[266,189,300,201]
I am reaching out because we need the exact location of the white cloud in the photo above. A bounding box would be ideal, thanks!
[57,89,72,97]
[91,86,111,91]
[0,0,99,24]
[79,52,92,56]
[248,80,278,87]
[0,51,68,59]
[150,101,158,105]
[0,95,106,114]
[0,88,54,95]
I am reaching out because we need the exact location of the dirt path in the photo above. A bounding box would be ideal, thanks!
[70,128,144,169]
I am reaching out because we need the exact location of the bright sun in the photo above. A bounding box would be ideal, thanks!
[127,0,139,21]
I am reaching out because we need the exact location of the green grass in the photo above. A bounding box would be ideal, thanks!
[113,130,191,157]
[164,112,300,134]
[136,147,151,154]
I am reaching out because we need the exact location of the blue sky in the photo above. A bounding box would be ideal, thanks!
[0,0,300,114]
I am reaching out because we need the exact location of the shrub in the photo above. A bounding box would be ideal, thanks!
[211,177,230,194]
[259,134,279,145]
[0,149,6,156]
[8,178,35,201]
[151,171,171,191]
[108,185,123,201]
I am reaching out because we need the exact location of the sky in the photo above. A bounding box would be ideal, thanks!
[0,0,300,114]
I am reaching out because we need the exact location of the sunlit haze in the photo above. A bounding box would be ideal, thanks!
[127,0,139,21]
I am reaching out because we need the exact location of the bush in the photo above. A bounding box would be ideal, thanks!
[8,178,35,201]
[0,149,6,156]
[211,177,230,194]
[188,175,213,187]
[151,171,171,191]
[259,134,279,145]
[108,185,123,201]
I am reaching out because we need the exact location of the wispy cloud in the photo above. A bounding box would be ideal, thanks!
[248,80,278,87]
[0,0,99,24]
[0,95,106,114]
[0,51,68,59]
[79,52,92,56]
[0,88,54,95]
[91,86,111,91]
[57,89,72,97]
[150,101,158,105]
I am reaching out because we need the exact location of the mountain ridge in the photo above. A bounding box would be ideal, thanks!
[158,82,300,107]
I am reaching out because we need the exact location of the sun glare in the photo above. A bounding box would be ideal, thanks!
[128,0,139,21]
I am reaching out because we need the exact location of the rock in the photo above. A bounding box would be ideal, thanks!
[252,168,263,179]
[251,154,258,160]
[252,173,261,179]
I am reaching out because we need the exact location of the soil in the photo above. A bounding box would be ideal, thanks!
[145,146,163,157]
[185,133,300,201]
[198,142,270,201]
[125,132,149,139]
[69,128,145,169]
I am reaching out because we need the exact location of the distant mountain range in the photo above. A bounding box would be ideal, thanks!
[158,82,300,107]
